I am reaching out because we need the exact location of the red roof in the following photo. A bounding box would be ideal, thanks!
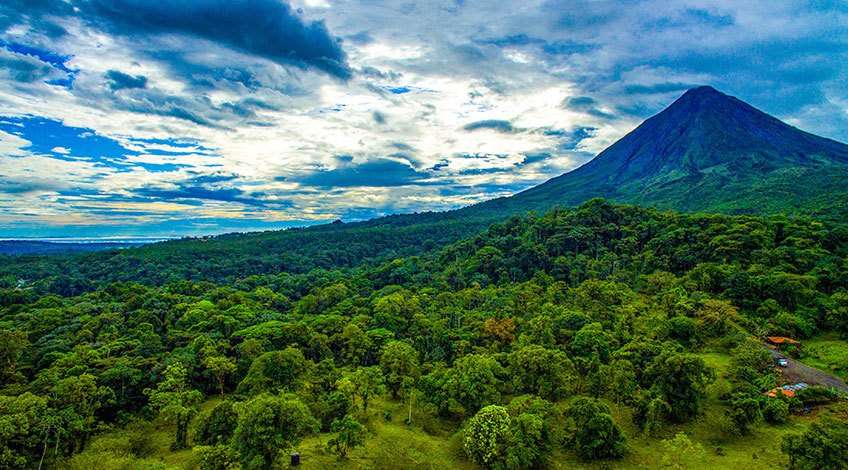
[766,336,801,345]
[765,388,795,398]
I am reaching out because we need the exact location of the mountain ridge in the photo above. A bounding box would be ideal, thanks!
[465,86,848,217]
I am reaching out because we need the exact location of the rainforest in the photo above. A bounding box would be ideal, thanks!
[2,200,848,469]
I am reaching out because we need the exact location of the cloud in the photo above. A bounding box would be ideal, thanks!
[544,127,597,151]
[0,176,65,194]
[299,158,432,188]
[0,48,60,82]
[82,0,351,79]
[105,70,147,90]
[463,119,516,133]
[133,184,262,206]
[563,96,614,119]
[0,41,77,87]
[623,82,698,95]
[520,152,550,166]
[1,0,847,237]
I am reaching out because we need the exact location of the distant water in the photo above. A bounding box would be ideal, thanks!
[0,237,174,244]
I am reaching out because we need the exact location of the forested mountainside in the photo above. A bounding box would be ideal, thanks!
[0,211,498,296]
[469,87,848,219]
[2,201,847,469]
[0,240,144,256]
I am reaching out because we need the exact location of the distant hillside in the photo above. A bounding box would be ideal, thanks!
[0,240,142,256]
[0,211,498,294]
[470,86,848,218]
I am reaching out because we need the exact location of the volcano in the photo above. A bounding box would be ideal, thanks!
[473,86,848,217]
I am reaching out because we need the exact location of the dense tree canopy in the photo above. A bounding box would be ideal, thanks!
[1,200,847,467]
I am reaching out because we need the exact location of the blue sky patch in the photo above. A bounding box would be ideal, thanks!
[2,41,77,88]
[0,116,136,162]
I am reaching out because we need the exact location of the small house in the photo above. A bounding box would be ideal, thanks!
[766,336,801,348]
[765,388,795,398]
[764,383,809,399]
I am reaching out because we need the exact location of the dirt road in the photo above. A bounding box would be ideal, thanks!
[766,348,848,393]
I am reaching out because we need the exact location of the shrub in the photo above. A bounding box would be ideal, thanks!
[464,405,511,468]
[762,398,789,424]
[194,401,238,445]
[326,415,367,459]
[795,386,839,406]
[195,445,239,470]
[782,417,848,469]
[566,397,626,460]
[725,393,762,435]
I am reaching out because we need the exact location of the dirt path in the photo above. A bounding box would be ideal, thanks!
[766,347,848,393]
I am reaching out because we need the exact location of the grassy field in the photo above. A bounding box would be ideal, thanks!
[801,333,848,381]
[65,351,843,470]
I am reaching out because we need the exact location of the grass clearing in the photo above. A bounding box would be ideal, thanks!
[801,333,848,380]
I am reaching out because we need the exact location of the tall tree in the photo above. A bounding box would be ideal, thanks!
[144,363,202,449]
[232,394,318,470]
[566,397,626,460]
[203,355,237,398]
[379,341,420,399]
[645,351,714,423]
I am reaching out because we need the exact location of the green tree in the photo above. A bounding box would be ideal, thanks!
[0,329,28,385]
[379,341,420,399]
[52,373,112,453]
[232,394,318,470]
[762,398,789,424]
[445,354,504,416]
[237,348,312,396]
[566,397,626,460]
[505,412,548,469]
[0,393,53,470]
[825,291,848,336]
[781,417,848,470]
[508,345,576,401]
[144,363,202,449]
[464,405,511,469]
[203,355,236,398]
[195,444,240,470]
[326,415,367,459]
[339,324,372,366]
[730,337,775,391]
[194,401,238,446]
[645,351,714,423]
[726,393,762,435]
[341,366,385,412]
[372,290,421,335]
[605,359,637,404]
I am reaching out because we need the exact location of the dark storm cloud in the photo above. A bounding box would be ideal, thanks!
[132,174,286,207]
[463,119,516,133]
[80,0,351,79]
[520,152,551,166]
[0,177,63,194]
[372,111,387,124]
[0,49,60,82]
[134,185,256,205]
[2,0,350,79]
[300,158,432,188]
[104,70,147,90]
[623,82,698,95]
[563,96,614,119]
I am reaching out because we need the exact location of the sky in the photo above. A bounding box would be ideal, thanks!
[0,1,846,238]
